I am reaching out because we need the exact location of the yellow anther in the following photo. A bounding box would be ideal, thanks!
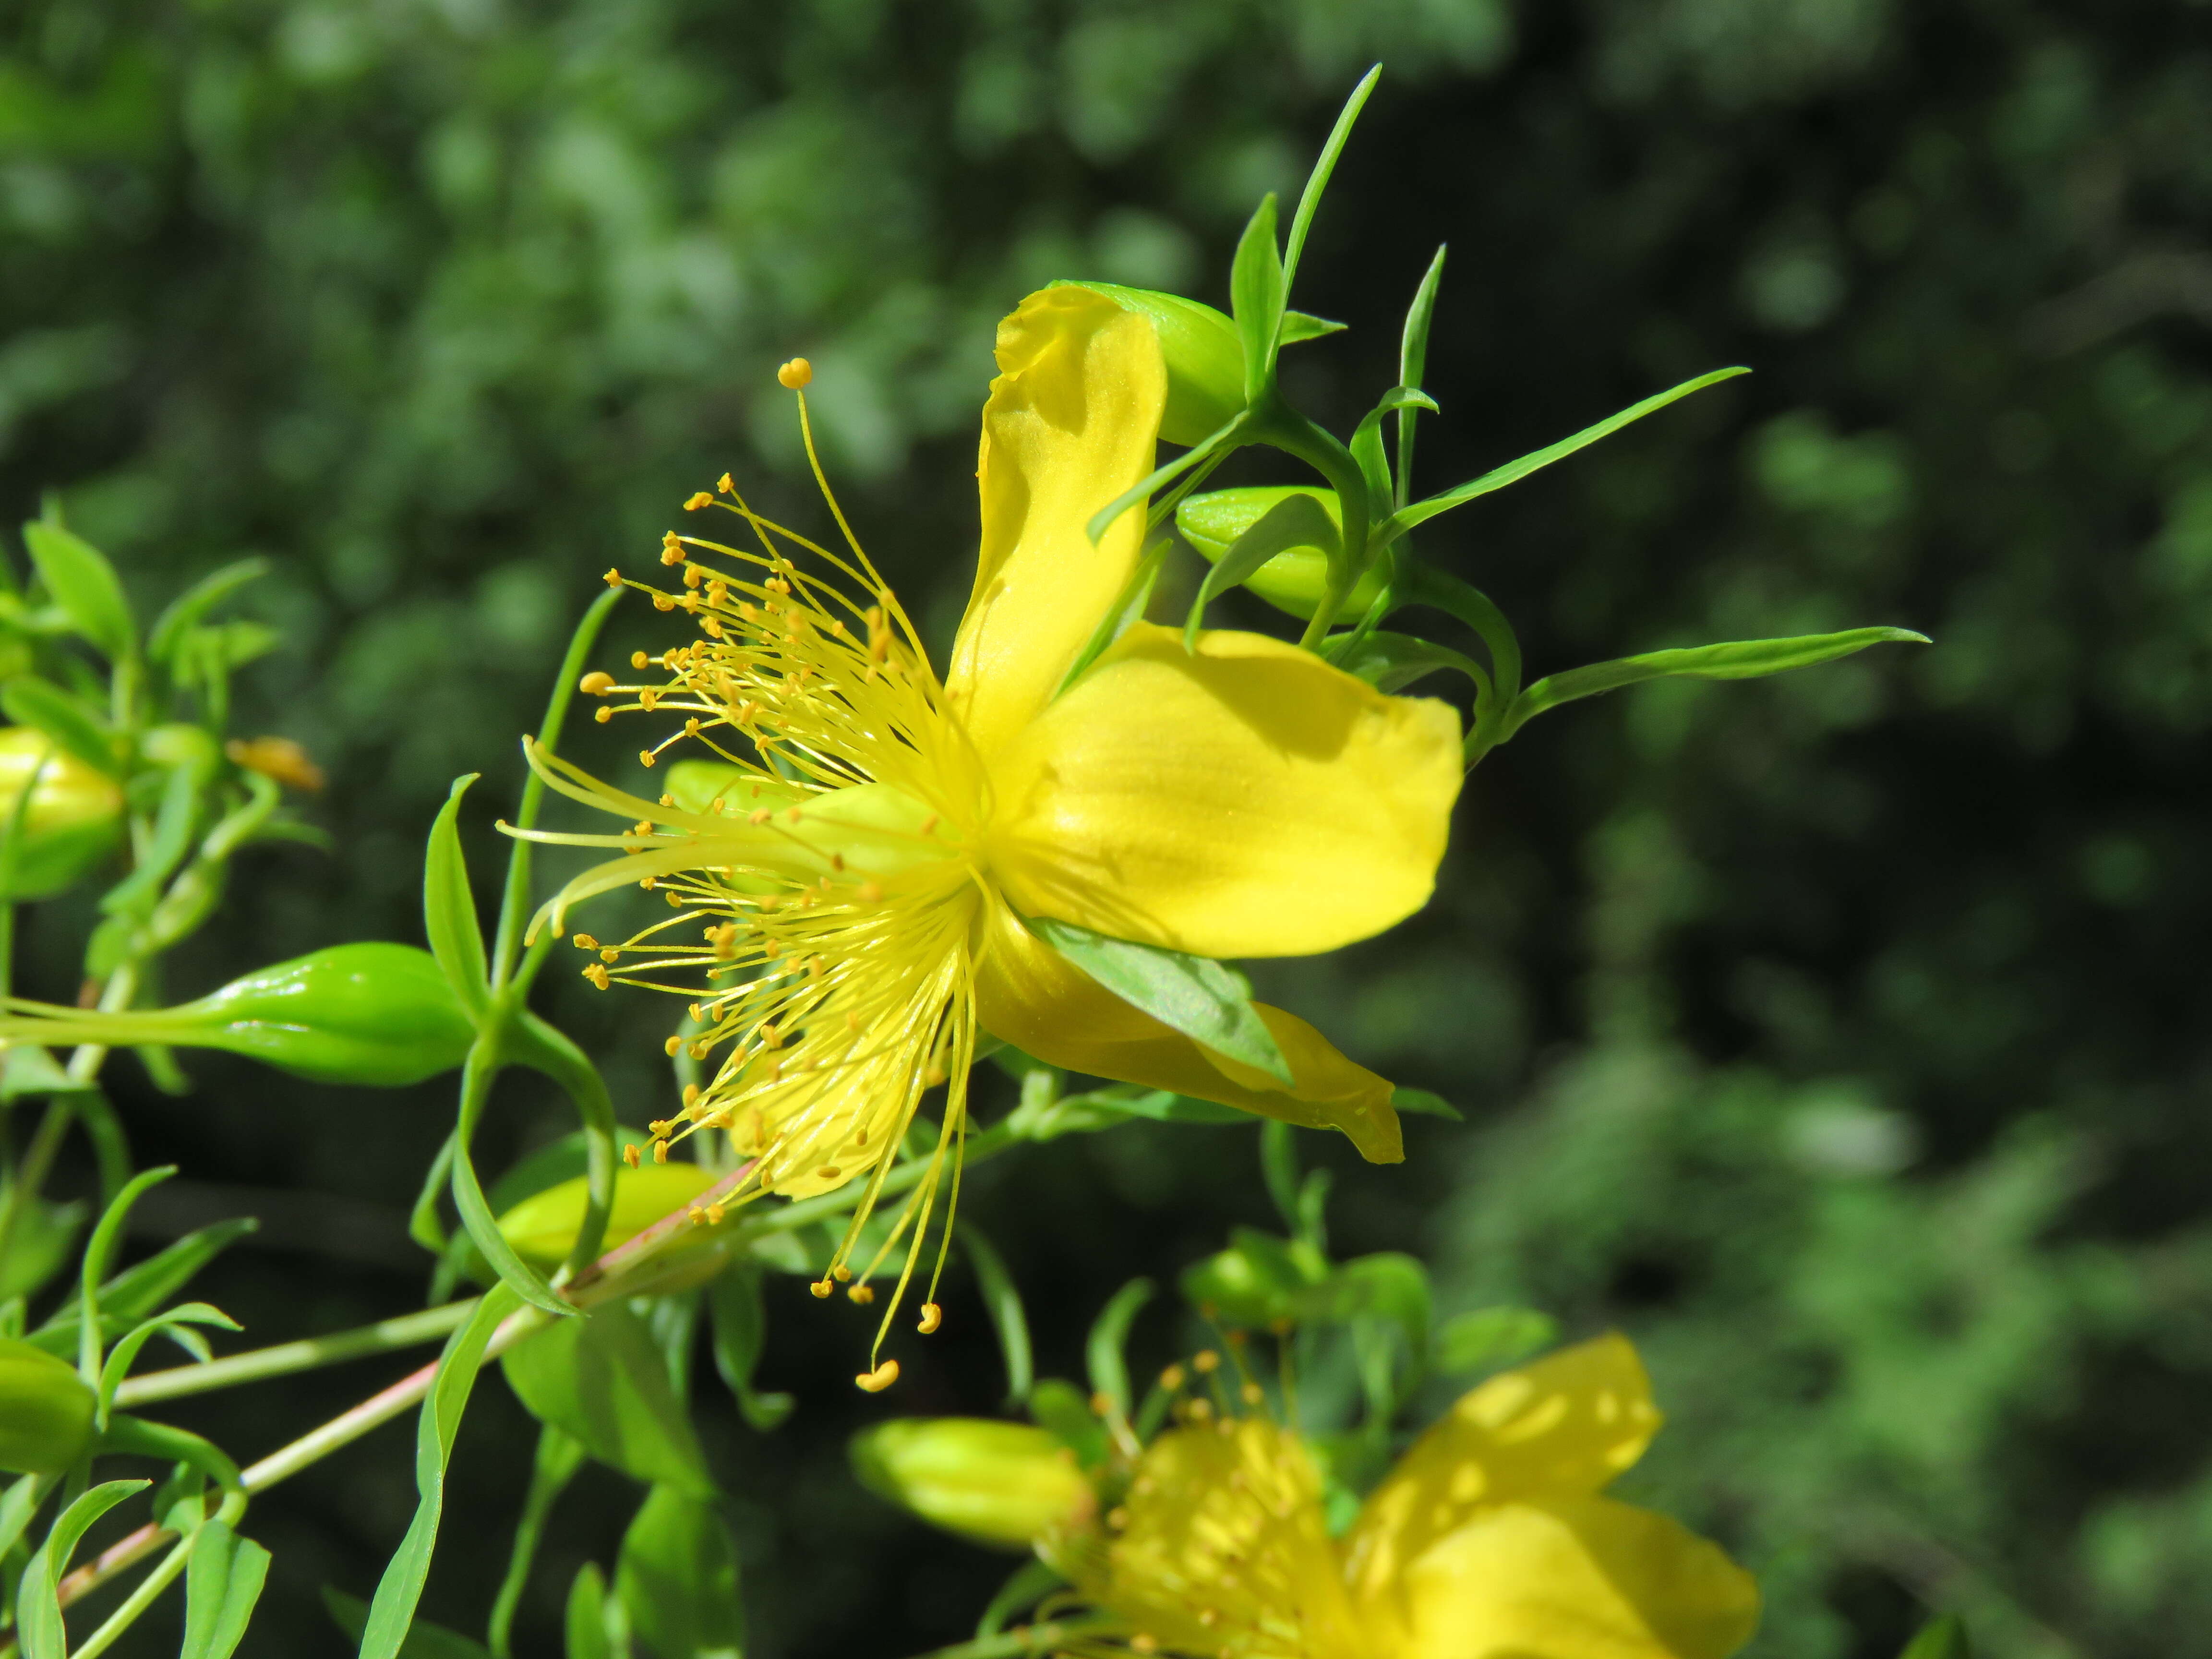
[1187,1398,1214,1422]
[846,1283,873,1304]
[632,651,650,670]
[684,491,713,510]
[830,852,845,871]
[1130,1636,1157,1655]
[661,540,687,565]
[748,808,773,825]
[717,472,734,493]
[924,1064,947,1088]
[1193,1350,1220,1374]
[785,806,803,824]
[1241,1382,1265,1406]
[572,934,599,950]
[858,881,882,903]
[1090,1391,1114,1417]
[705,1202,726,1224]
[854,1359,899,1393]
[682,1083,701,1108]
[917,1302,942,1334]
[579,671,615,696]
[811,1280,833,1299]
[603,566,623,586]
[832,1264,853,1283]
[652,1140,669,1163]
[639,750,656,767]
[622,1143,641,1168]
[777,358,813,389]
[1159,1364,1186,1390]
[652,592,674,611]
[585,963,610,989]
[664,1035,683,1057]
[1107,1507,1130,1531]
[600,949,619,964]
[818,1165,840,1180]
[594,707,611,723]
[684,566,703,590]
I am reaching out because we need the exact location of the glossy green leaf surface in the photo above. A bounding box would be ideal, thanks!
[1025,916,1291,1085]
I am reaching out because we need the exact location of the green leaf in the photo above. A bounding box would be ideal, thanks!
[1380,367,1751,545]
[1348,385,1442,513]
[1084,1277,1154,1419]
[326,1587,495,1659]
[148,558,269,668]
[614,1486,743,1659]
[92,1214,256,1324]
[501,1300,714,1494]
[1083,408,1249,550]
[961,1227,1033,1411]
[1229,193,1284,402]
[424,774,491,1021]
[563,1564,618,1659]
[1505,627,1932,736]
[450,1046,576,1319]
[1899,1614,1969,1659]
[1316,1252,1431,1361]
[179,1518,271,1659]
[99,1415,242,1491]
[357,1284,523,1659]
[1024,915,1291,1085]
[1027,1378,1108,1470]
[80,1164,177,1378]
[1183,491,1340,650]
[1180,1229,1329,1329]
[15,1478,149,1659]
[1058,1087,1248,1126]
[22,515,133,661]
[0,676,116,775]
[1328,630,1490,698]
[706,1267,793,1432]
[1277,311,1346,345]
[96,1301,239,1427]
[489,1424,587,1659]
[1391,1087,1463,1121]
[0,1195,86,1305]
[1435,1306,1560,1375]
[1283,65,1381,293]
[1396,245,1448,508]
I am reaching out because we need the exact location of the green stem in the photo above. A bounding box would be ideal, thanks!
[113,1300,480,1408]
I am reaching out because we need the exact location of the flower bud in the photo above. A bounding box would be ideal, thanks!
[0,943,476,1086]
[0,728,123,902]
[496,1162,721,1268]
[1176,487,1384,620]
[851,1418,1095,1551]
[1178,1230,1330,1329]
[1051,283,1245,446]
[0,1338,95,1474]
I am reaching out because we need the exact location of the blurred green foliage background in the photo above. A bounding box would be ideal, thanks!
[5,0,2209,1655]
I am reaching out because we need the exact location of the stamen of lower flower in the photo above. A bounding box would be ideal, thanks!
[855,1359,899,1392]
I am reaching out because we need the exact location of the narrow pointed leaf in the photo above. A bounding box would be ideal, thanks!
[1230,194,1284,401]
[1899,1616,1968,1659]
[1284,65,1381,291]
[1349,386,1441,512]
[1391,1087,1463,1121]
[326,1588,494,1659]
[1084,1277,1154,1419]
[1381,367,1750,544]
[1397,245,1448,508]
[180,1519,271,1659]
[16,1479,149,1659]
[1025,916,1291,1084]
[1183,492,1340,650]
[1506,626,1932,733]
[564,1564,614,1659]
[961,1228,1034,1411]
[425,775,491,1020]
[357,1284,522,1659]
[1278,311,1346,345]
[1327,631,1490,699]
[1083,409,1248,549]
[150,559,269,669]
[23,517,133,661]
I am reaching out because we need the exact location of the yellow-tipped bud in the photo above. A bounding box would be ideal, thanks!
[0,729,123,902]
[850,1418,1094,1550]
[0,1339,95,1474]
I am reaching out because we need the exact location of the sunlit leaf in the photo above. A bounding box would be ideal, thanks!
[1026,916,1290,1085]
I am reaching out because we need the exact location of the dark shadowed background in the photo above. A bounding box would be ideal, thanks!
[5,0,2209,1655]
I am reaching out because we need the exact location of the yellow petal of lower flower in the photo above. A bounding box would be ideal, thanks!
[948,287,1167,757]
[973,903,1403,1163]
[984,622,1463,959]
[1345,1335,1662,1603]
[1392,1498,1759,1659]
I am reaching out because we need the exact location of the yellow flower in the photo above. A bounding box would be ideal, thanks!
[518,285,1461,1326]
[1051,1336,1759,1659]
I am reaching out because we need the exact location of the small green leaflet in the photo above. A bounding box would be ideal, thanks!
[1024,915,1292,1085]
[1391,1087,1463,1120]
[22,513,134,662]
[1084,1277,1154,1420]
[1230,193,1285,402]
[180,1520,273,1659]
[1502,626,1932,736]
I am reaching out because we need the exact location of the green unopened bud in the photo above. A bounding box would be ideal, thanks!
[0,1338,95,1474]
[0,943,475,1087]
[851,1418,1095,1551]
[497,1162,721,1269]
[1052,282,1245,446]
[1178,1229,1330,1329]
[1176,487,1384,621]
[0,728,123,901]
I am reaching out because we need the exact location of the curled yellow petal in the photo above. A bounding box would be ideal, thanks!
[973,904,1402,1163]
[984,622,1462,959]
[1345,1335,1662,1607]
[1395,1498,1760,1659]
[949,287,1167,757]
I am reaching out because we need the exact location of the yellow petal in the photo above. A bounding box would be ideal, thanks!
[973,903,1402,1163]
[1345,1336,1662,1603]
[1392,1498,1759,1659]
[948,287,1167,757]
[984,622,1463,958]
[1059,1420,1365,1659]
